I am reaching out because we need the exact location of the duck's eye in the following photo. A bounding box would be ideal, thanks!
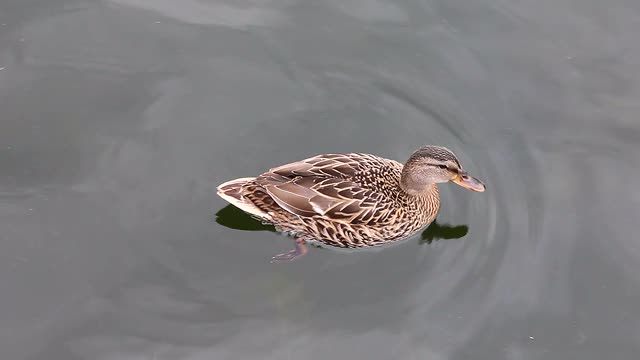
[437,164,448,170]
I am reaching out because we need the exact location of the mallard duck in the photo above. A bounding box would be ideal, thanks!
[217,145,485,262]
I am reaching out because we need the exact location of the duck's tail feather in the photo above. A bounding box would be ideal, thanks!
[217,177,271,220]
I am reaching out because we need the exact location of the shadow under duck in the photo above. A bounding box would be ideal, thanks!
[217,145,485,262]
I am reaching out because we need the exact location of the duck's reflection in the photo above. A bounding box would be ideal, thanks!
[215,204,276,232]
[215,205,468,245]
[419,222,468,244]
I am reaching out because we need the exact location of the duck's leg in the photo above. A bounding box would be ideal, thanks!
[270,237,308,263]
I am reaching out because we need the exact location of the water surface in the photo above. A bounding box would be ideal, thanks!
[1,0,639,359]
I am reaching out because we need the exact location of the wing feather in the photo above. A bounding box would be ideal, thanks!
[263,184,317,217]
[253,154,389,223]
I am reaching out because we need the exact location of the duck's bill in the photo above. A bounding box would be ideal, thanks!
[452,172,486,192]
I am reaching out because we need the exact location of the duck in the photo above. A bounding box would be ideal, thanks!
[217,145,485,262]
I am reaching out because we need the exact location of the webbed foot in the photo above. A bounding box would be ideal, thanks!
[270,238,308,263]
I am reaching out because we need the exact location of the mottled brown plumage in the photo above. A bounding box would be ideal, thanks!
[217,145,485,262]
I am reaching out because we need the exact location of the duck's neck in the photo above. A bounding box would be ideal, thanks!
[400,170,437,196]
[400,182,438,197]
[399,181,441,226]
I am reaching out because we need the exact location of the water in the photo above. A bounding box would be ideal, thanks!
[1,0,639,359]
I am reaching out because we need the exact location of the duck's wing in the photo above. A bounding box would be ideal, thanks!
[252,154,392,223]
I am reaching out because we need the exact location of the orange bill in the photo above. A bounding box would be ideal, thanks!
[452,171,486,192]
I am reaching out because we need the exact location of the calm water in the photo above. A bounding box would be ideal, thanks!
[1,0,640,359]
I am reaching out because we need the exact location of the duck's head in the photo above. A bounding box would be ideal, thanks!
[400,145,486,195]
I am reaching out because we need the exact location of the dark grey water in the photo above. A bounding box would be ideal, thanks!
[1,0,640,359]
